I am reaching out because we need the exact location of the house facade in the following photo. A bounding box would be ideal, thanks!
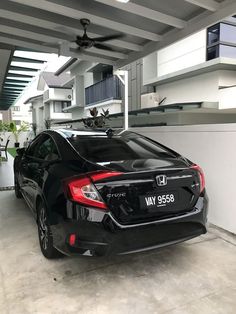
[25,72,73,133]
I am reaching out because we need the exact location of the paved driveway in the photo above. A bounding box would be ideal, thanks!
[0,190,236,314]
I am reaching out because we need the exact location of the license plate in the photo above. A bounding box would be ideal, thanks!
[140,191,178,210]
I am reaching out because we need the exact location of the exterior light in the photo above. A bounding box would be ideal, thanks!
[116,0,130,3]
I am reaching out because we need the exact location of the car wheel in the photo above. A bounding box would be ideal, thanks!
[37,203,62,259]
[14,176,22,199]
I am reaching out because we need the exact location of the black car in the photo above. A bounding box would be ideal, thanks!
[14,129,208,258]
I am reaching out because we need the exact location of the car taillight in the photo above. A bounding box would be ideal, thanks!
[191,164,205,193]
[67,171,122,210]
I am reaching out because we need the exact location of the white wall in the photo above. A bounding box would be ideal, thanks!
[157,30,206,77]
[0,131,31,148]
[133,124,236,235]
[31,98,44,133]
[143,30,206,85]
[84,72,94,89]
[219,86,236,109]
[47,88,72,102]
[84,100,122,117]
[218,70,236,86]
[156,71,220,105]
[11,104,32,124]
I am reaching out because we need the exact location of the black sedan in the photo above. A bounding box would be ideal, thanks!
[14,129,208,258]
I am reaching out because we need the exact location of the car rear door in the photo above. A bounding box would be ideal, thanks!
[20,134,61,211]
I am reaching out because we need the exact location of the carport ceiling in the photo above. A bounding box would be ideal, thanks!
[0,0,236,110]
[0,0,235,67]
[0,49,47,110]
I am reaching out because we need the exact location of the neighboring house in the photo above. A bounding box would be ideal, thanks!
[57,58,154,120]
[25,72,73,133]
[143,17,236,110]
[60,62,124,118]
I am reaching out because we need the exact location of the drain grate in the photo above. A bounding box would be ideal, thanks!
[0,186,15,191]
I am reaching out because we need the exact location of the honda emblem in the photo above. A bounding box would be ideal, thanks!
[156,175,167,186]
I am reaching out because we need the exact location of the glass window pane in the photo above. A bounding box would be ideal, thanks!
[207,46,219,61]
[207,24,220,46]
[220,23,236,44]
[68,134,175,163]
[34,137,59,160]
[219,45,236,58]
[53,101,62,113]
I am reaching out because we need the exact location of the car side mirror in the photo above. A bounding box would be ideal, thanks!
[16,147,26,157]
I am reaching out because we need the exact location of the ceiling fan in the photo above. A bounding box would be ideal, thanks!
[71,19,124,51]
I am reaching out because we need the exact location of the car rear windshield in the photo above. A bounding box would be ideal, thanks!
[68,134,176,162]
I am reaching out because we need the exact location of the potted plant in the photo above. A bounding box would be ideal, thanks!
[9,121,29,148]
[82,108,110,128]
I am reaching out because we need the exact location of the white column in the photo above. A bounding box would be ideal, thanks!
[74,75,85,107]
[114,70,129,130]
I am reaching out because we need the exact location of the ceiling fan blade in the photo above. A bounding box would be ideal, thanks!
[93,43,115,51]
[93,34,124,42]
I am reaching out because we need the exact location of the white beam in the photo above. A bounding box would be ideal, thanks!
[184,0,220,12]
[70,51,115,66]
[10,0,162,41]
[95,0,186,29]
[0,25,60,44]
[0,34,116,65]
[0,36,57,53]
[0,25,128,60]
[0,9,142,52]
[88,47,127,60]
[116,0,236,68]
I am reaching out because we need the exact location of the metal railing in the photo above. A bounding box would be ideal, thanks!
[85,75,123,106]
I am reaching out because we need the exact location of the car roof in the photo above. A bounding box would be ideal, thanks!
[55,128,127,138]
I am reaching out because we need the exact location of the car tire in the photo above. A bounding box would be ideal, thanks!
[37,203,62,259]
[14,176,23,199]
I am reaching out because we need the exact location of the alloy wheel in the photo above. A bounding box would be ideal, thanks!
[39,208,49,251]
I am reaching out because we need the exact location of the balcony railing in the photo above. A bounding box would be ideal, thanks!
[85,75,123,106]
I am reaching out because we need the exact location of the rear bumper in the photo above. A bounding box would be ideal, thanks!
[51,195,208,256]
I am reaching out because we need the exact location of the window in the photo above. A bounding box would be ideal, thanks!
[207,24,220,46]
[220,23,236,45]
[68,134,175,163]
[207,46,219,61]
[27,135,60,161]
[219,45,236,58]
[34,137,60,161]
[53,101,71,113]
[12,106,20,111]
[207,22,236,61]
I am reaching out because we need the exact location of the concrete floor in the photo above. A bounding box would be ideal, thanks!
[0,190,236,314]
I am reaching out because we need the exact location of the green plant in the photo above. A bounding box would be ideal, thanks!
[0,122,11,132]
[9,121,29,143]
